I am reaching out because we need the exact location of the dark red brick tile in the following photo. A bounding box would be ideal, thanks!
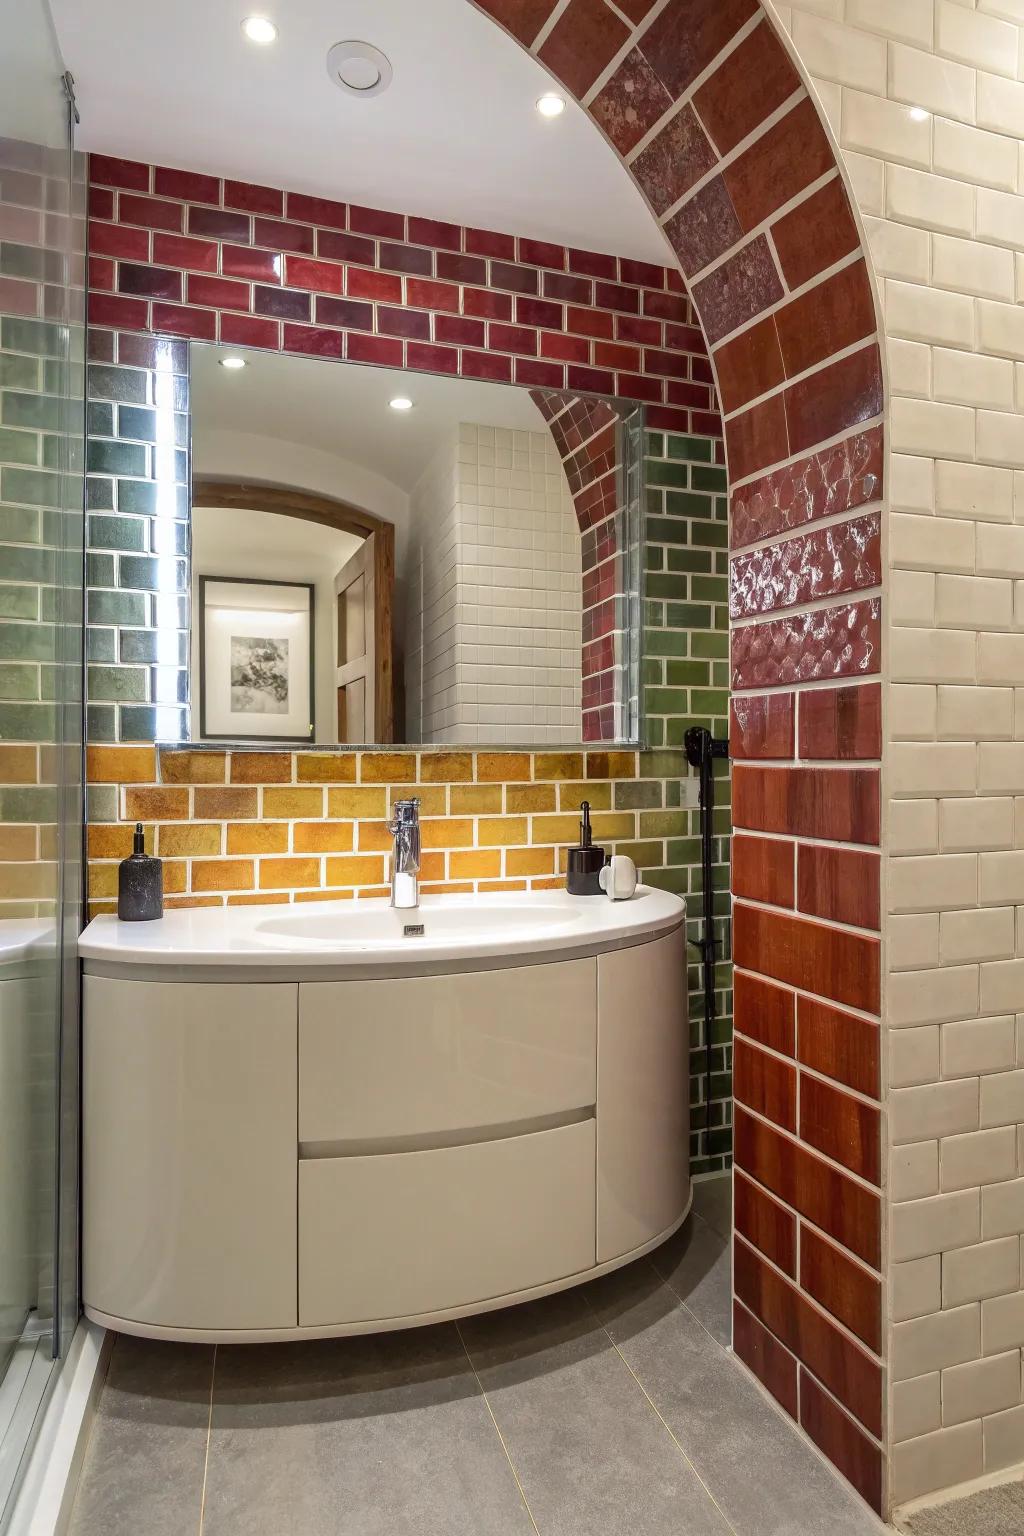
[489,322,538,355]
[568,364,615,394]
[285,256,344,294]
[800,1224,881,1353]
[89,186,114,221]
[287,193,348,230]
[730,694,794,761]
[407,342,460,375]
[799,1370,883,1514]
[379,241,434,277]
[221,243,281,283]
[346,333,403,367]
[253,285,311,321]
[436,314,486,347]
[317,230,376,264]
[406,277,460,312]
[595,282,640,314]
[88,256,113,291]
[591,48,674,153]
[542,332,591,365]
[91,154,150,191]
[731,426,884,549]
[407,215,460,251]
[150,302,216,340]
[119,194,183,233]
[539,0,629,99]
[567,306,614,340]
[730,599,881,691]
[219,313,279,349]
[733,902,880,1015]
[735,1168,796,1274]
[642,0,760,98]
[569,247,618,280]
[693,234,783,345]
[732,832,794,908]
[798,844,881,931]
[665,176,743,279]
[516,296,563,329]
[800,1073,881,1185]
[118,263,181,301]
[619,259,663,288]
[773,178,861,292]
[734,968,796,1056]
[774,262,877,380]
[315,296,373,331]
[725,98,835,233]
[437,251,487,284]
[799,683,881,762]
[466,226,516,260]
[519,237,564,269]
[461,349,514,382]
[464,287,514,322]
[153,232,218,272]
[735,1037,796,1132]
[154,166,219,203]
[252,216,313,254]
[544,271,594,305]
[733,764,880,846]
[378,306,431,341]
[620,372,666,403]
[189,206,251,243]
[187,273,250,311]
[797,996,880,1101]
[631,105,717,216]
[516,357,565,388]
[642,288,689,322]
[713,314,784,415]
[693,20,801,155]
[347,267,402,304]
[595,341,641,371]
[349,204,404,240]
[734,1299,799,1419]
[474,0,558,45]
[725,392,788,483]
[90,222,150,262]
[281,323,344,358]
[225,180,283,216]
[786,346,884,460]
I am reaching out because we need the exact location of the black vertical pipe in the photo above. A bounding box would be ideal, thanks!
[684,726,729,1138]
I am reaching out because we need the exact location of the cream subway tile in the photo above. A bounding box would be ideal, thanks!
[892,1079,980,1145]
[892,684,938,740]
[941,1350,1021,1433]
[941,1126,1018,1191]
[979,0,1024,24]
[935,118,1019,193]
[982,1176,1024,1239]
[864,216,931,283]
[891,512,975,574]
[977,409,1024,468]
[943,1236,1021,1307]
[893,1299,982,1376]
[936,1,1020,78]
[889,965,980,1028]
[984,1403,1024,1471]
[889,338,933,399]
[941,907,1016,964]
[888,167,976,238]
[892,1026,942,1089]
[980,958,1024,1013]
[977,521,1024,573]
[791,11,887,89]
[977,187,1024,253]
[843,149,885,217]
[893,1142,940,1203]
[814,78,842,136]
[892,629,977,686]
[890,42,977,124]
[978,633,1024,684]
[848,0,933,46]
[980,1067,1024,1126]
[891,1421,983,1506]
[979,744,1024,793]
[982,1295,1024,1357]
[842,88,932,166]
[933,234,1016,303]
[887,281,975,349]
[938,685,1014,739]
[889,742,979,797]
[892,570,937,628]
[891,799,940,856]
[978,298,1024,360]
[934,348,1015,410]
[890,852,978,913]
[891,453,936,513]
[1018,255,1024,305]
[893,1258,943,1328]
[937,461,1014,523]
[980,850,1024,902]
[891,912,941,970]
[936,576,1014,631]
[943,1016,1018,1078]
[894,1373,942,1444]
[978,70,1024,137]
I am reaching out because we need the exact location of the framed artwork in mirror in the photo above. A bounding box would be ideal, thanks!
[198,576,315,743]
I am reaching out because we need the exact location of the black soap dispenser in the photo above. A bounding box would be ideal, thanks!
[117,822,163,921]
[566,800,607,895]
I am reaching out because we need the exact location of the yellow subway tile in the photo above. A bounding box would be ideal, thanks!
[296,888,353,902]
[505,784,556,814]
[592,812,637,839]
[505,846,554,877]
[558,781,610,812]
[357,820,394,852]
[358,887,390,900]
[262,787,324,818]
[296,752,357,783]
[194,786,258,819]
[86,745,155,784]
[325,855,385,887]
[159,750,226,784]
[39,824,58,860]
[419,752,474,783]
[165,894,222,909]
[227,892,288,905]
[534,752,584,780]
[259,857,321,890]
[388,784,447,816]
[421,818,474,850]
[476,752,532,782]
[125,786,189,821]
[327,786,388,819]
[86,824,136,859]
[0,745,38,784]
[163,860,187,894]
[191,859,255,893]
[420,881,473,895]
[359,752,416,783]
[531,876,565,890]
[87,900,115,917]
[450,784,502,815]
[230,752,293,784]
[477,817,528,847]
[450,849,501,879]
[478,879,527,892]
[227,823,289,855]
[87,863,118,900]
[0,825,38,861]
[158,823,222,857]
[293,822,354,853]
[3,862,56,898]
[529,814,580,845]
[419,851,446,882]
[586,751,637,779]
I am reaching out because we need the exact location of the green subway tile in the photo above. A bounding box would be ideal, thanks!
[690,631,728,659]
[645,687,692,714]
[86,553,116,587]
[1,466,60,508]
[666,837,703,865]
[86,784,119,822]
[86,476,115,511]
[646,573,689,600]
[644,545,664,571]
[0,621,54,660]
[2,546,53,583]
[0,584,39,619]
[0,702,56,742]
[691,465,728,492]
[120,553,186,592]
[0,663,40,699]
[0,353,40,389]
[88,364,148,404]
[646,461,690,489]
[87,664,148,702]
[643,865,688,895]
[692,688,730,714]
[641,658,662,685]
[614,840,667,869]
[117,479,186,518]
[87,589,146,627]
[644,432,664,457]
[614,779,662,810]
[665,490,715,518]
[644,717,664,747]
[86,627,116,662]
[639,749,686,779]
[666,548,711,574]
[2,391,63,432]
[0,784,59,821]
[41,434,62,470]
[87,402,114,437]
[689,516,728,548]
[640,809,690,838]
[1,317,62,358]
[87,438,147,478]
[664,602,711,629]
[0,506,40,543]
[666,434,712,462]
[646,516,690,546]
[645,630,689,658]
[86,703,117,742]
[0,426,41,466]
[88,513,147,552]
[665,660,711,687]
[691,575,726,602]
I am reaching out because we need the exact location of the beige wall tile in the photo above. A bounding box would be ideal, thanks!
[893,1025,942,1088]
[889,964,980,1027]
[936,575,1014,631]
[938,685,1014,739]
[982,1176,1024,1239]
[893,1300,982,1378]
[894,1142,941,1204]
[890,42,977,123]
[892,799,941,856]
[892,1078,981,1144]
[934,117,1019,192]
[941,798,1014,854]
[980,1068,1024,1126]
[983,1402,1024,1472]
[891,1421,983,1505]
[936,1,1019,77]
[937,461,1015,523]
[886,280,975,349]
[941,1349,1021,1428]
[982,1291,1024,1354]
[941,1126,1019,1191]
[792,11,888,88]
[943,1015,1018,1078]
[892,912,942,970]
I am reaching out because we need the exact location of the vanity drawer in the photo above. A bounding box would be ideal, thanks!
[298,1118,596,1326]
[298,959,596,1144]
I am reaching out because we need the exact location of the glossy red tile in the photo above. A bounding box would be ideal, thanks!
[730,693,794,761]
[735,1037,797,1132]
[379,241,434,277]
[152,233,218,272]
[516,296,564,329]
[732,832,794,908]
[733,901,880,1014]
[90,222,150,261]
[774,263,878,380]
[154,166,219,203]
[224,180,283,216]
[730,514,882,619]
[285,257,344,294]
[544,271,594,304]
[314,296,373,331]
[190,206,251,243]
[730,599,881,691]
[539,0,630,99]
[693,20,801,156]
[799,1370,883,1515]
[407,342,460,375]
[88,186,114,221]
[461,349,514,382]
[734,1299,799,1419]
[797,844,881,931]
[346,267,402,304]
[218,313,279,349]
[346,333,403,367]
[772,179,861,292]
[88,257,113,292]
[287,193,348,230]
[797,996,880,1101]
[150,302,216,340]
[713,315,785,415]
[187,274,250,312]
[519,238,564,269]
[800,1224,882,1353]
[91,154,150,191]
[735,1168,796,1275]
[376,306,429,341]
[641,0,760,98]
[466,226,516,260]
[800,1073,881,1185]
[799,683,881,762]
[253,285,311,322]
[515,357,565,388]
[406,278,460,312]
[349,204,404,240]
[221,244,281,283]
[88,292,148,331]
[733,764,880,846]
[731,426,884,549]
[567,306,614,340]
[119,194,184,233]
[435,314,486,347]
[786,346,883,459]
[725,98,834,233]
[489,322,538,355]
[281,324,344,358]
[734,968,796,1056]
[569,248,618,281]
[491,260,541,296]
[317,230,376,265]
[464,288,515,322]
[253,216,313,254]
[725,392,789,483]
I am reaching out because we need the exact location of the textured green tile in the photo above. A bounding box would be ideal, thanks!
[88,513,147,552]
[665,548,711,573]
[2,390,64,432]
[614,779,662,810]
[87,664,148,701]
[86,703,117,742]
[645,630,691,657]
[0,621,54,660]
[119,553,186,592]
[690,630,728,659]
[692,688,730,713]
[0,353,40,389]
[1,466,60,508]
[0,663,40,699]
[666,434,712,462]
[646,460,690,489]
[691,464,728,492]
[87,401,114,437]
[0,505,40,543]
[86,784,118,821]
[86,553,116,588]
[87,589,146,626]
[689,516,728,548]
[87,438,147,477]
[2,546,53,583]
[0,703,56,741]
[0,584,39,619]
[646,573,689,600]
[1,317,62,358]
[86,627,116,662]
[639,810,690,838]
[0,426,42,466]
[646,515,691,546]
[87,364,148,404]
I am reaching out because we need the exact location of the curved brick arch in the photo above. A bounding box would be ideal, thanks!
[471,0,888,1514]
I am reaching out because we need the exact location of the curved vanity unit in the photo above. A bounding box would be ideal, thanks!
[79,888,688,1342]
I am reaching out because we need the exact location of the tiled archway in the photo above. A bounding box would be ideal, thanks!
[472,0,887,1512]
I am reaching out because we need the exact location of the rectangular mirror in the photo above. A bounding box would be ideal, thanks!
[185,343,643,748]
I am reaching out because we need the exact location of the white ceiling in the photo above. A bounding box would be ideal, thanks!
[50,0,669,264]
[191,342,550,492]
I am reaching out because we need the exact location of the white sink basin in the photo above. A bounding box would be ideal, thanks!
[256,901,583,946]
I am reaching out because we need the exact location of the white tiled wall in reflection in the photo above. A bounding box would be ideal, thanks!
[774,0,1024,1507]
[405,424,581,745]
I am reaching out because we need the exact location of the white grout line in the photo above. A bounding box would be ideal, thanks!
[454,1320,542,1536]
[196,1343,217,1536]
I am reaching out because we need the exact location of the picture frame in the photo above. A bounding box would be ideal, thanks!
[198,575,315,742]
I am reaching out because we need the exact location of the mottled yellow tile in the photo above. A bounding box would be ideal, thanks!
[191,859,254,893]
[0,825,38,860]
[3,862,56,898]
[505,846,554,877]
[293,821,354,853]
[449,849,501,879]
[87,863,118,900]
[325,855,386,887]
[262,787,325,819]
[86,824,136,859]
[296,888,353,903]
[327,786,388,819]
[86,745,155,784]
[359,752,416,783]
[450,784,502,815]
[585,751,637,780]
[227,892,288,905]
[0,745,39,784]
[558,781,610,812]
[158,823,222,857]
[421,818,474,850]
[388,784,447,816]
[477,817,528,847]
[505,784,556,814]
[477,879,527,892]
[159,750,226,784]
[259,856,321,890]
[165,895,223,909]
[296,753,357,783]
[230,752,293,784]
[418,752,474,783]
[194,786,258,819]
[592,812,637,840]
[162,860,187,894]
[534,752,584,780]
[227,822,289,855]
[357,820,393,852]
[476,753,532,782]
[529,814,581,845]
[420,881,473,895]
[125,786,189,821]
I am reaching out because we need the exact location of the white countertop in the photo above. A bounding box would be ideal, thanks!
[78,887,685,976]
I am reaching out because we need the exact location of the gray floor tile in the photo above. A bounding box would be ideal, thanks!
[691,1173,732,1241]
[651,1213,733,1346]
[201,1323,534,1536]
[67,1336,213,1536]
[460,1287,733,1536]
[587,1261,885,1536]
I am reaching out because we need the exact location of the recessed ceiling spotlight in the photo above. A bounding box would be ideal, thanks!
[908,105,930,121]
[389,396,413,412]
[219,356,247,370]
[536,93,566,118]
[241,16,277,44]
[327,41,393,98]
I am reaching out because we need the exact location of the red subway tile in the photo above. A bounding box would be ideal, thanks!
[408,215,461,251]
[519,237,565,269]
[153,232,218,272]
[515,357,565,388]
[594,341,642,371]
[616,0,658,18]
[693,20,801,156]
[315,296,373,331]
[225,180,283,216]
[253,285,310,321]
[730,694,794,760]
[542,332,591,365]
[252,216,312,253]
[714,315,785,416]
[732,832,794,908]
[725,393,789,483]
[633,106,717,217]
[643,288,689,322]
[435,314,486,347]
[491,260,540,296]
[734,1299,799,1419]
[474,0,558,45]
[190,206,251,243]
[378,306,431,341]
[800,1224,881,1353]
[595,282,640,315]
[466,226,516,260]
[591,49,674,157]
[281,324,344,358]
[90,222,150,261]
[619,259,663,289]
[91,154,150,191]
[317,230,376,264]
[346,267,402,304]
[437,251,487,284]
[694,234,784,346]
[379,241,434,277]
[151,302,217,339]
[119,194,184,233]
[731,426,884,550]
[642,0,760,98]
[648,405,696,433]
[516,296,563,329]
[774,263,877,380]
[800,1073,881,1185]
[730,599,881,692]
[346,333,403,367]
[88,256,113,291]
[618,373,665,404]
[733,764,880,846]
[734,1037,797,1132]
[539,0,629,99]
[735,1168,796,1275]
[219,313,279,349]
[406,342,459,375]
[461,349,513,382]
[489,322,537,355]
[406,277,460,312]
[786,345,883,459]
[734,969,796,1056]
[88,186,114,220]
[287,193,347,230]
[799,1370,883,1515]
[773,179,861,292]
[725,98,835,234]
[799,683,881,762]
[88,292,148,330]
[187,273,250,311]
[568,365,615,394]
[464,288,514,321]
[567,306,614,340]
[154,166,219,203]
[569,247,618,281]
[797,844,880,931]
[285,256,344,294]
[797,996,880,1101]
[349,204,404,240]
[544,271,594,305]
[222,243,281,283]
[733,902,880,1014]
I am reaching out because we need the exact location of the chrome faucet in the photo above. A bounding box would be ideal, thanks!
[387,797,420,909]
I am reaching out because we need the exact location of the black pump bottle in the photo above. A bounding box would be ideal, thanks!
[117,822,164,921]
[566,800,607,895]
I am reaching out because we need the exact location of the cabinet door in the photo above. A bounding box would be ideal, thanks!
[597,929,689,1263]
[83,977,297,1330]
[299,960,596,1145]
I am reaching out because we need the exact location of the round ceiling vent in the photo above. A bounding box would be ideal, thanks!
[327,41,393,97]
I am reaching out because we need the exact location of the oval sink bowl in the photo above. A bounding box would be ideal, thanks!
[256,901,583,946]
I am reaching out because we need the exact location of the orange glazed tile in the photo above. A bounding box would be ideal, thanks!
[505,784,556,814]
[450,849,501,878]
[259,857,321,890]
[159,749,226,784]
[734,968,795,1056]
[800,1073,881,1185]
[191,859,255,892]
[86,824,136,859]
[418,851,446,882]
[227,892,288,905]
[478,879,527,891]
[557,781,611,812]
[293,822,354,853]
[529,814,582,845]
[732,832,795,909]
[325,855,385,886]
[733,901,880,1015]
[450,784,503,814]
[262,786,325,819]
[534,752,584,780]
[0,745,39,784]
[162,860,187,894]
[476,753,532,782]
[165,895,223,909]
[735,1169,796,1276]
[585,751,636,779]
[296,888,353,902]
[359,752,416,783]
[800,1223,882,1353]
[357,820,395,853]
[125,786,189,821]
[733,1299,798,1420]
[230,752,293,784]
[387,784,447,815]
[799,1369,883,1516]
[421,818,474,850]
[227,822,289,854]
[86,745,155,784]
[157,823,222,857]
[420,881,473,895]
[296,752,356,783]
[194,786,258,819]
[797,996,880,1101]
[88,863,118,899]
[328,786,388,818]
[506,846,554,877]
[734,1037,796,1132]
[0,826,38,860]
[419,752,474,783]
[477,816,528,847]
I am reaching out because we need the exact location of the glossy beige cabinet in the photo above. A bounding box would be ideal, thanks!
[82,928,688,1341]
